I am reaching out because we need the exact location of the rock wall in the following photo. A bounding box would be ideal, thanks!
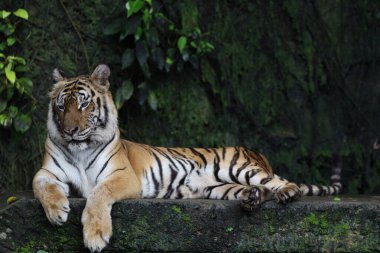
[0,196,379,252]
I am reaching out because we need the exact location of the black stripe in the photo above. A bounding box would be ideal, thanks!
[212,149,222,182]
[46,151,69,178]
[229,148,241,184]
[51,105,61,132]
[175,173,187,199]
[221,186,236,200]
[150,166,160,197]
[307,184,314,196]
[205,183,227,198]
[316,185,324,196]
[260,177,273,185]
[106,167,127,177]
[233,187,245,199]
[98,103,109,128]
[222,147,226,160]
[152,147,180,171]
[40,168,63,183]
[95,147,120,183]
[152,151,163,183]
[235,160,251,178]
[203,148,212,153]
[167,148,187,159]
[189,148,207,168]
[85,133,116,171]
[163,165,178,199]
[176,191,183,199]
[47,135,75,166]
[245,171,251,185]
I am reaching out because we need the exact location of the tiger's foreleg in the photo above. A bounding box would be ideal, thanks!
[82,165,141,253]
[203,183,273,211]
[32,169,71,225]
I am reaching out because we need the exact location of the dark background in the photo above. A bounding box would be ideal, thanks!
[0,0,379,194]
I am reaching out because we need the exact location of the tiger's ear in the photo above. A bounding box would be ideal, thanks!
[52,68,65,82]
[91,64,110,88]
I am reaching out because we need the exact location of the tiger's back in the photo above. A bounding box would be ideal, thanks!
[124,142,277,199]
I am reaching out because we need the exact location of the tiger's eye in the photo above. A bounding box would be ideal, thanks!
[56,105,65,111]
[81,102,89,109]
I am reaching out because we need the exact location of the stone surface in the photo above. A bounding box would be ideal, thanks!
[0,195,379,252]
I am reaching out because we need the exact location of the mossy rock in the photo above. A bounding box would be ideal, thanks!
[0,196,379,252]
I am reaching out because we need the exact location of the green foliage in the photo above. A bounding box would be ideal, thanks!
[225,226,234,233]
[0,8,34,133]
[105,0,214,110]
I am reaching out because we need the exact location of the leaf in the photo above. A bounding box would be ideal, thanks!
[4,63,16,84]
[120,16,141,40]
[177,36,187,54]
[8,106,18,118]
[6,37,16,46]
[147,90,158,110]
[165,57,173,65]
[103,20,122,35]
[13,9,29,20]
[7,196,17,205]
[14,113,32,133]
[15,65,29,72]
[0,100,7,113]
[147,27,159,47]
[142,8,151,26]
[135,41,149,67]
[115,80,134,109]
[126,0,145,18]
[0,10,11,19]
[9,56,26,65]
[17,77,33,94]
[121,80,134,100]
[0,114,12,127]
[121,49,135,69]
[152,47,165,70]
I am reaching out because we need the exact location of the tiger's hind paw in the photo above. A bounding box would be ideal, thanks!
[275,183,301,204]
[240,186,272,211]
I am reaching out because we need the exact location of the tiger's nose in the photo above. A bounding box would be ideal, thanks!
[64,126,79,136]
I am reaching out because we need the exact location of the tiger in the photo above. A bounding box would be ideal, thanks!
[32,64,342,253]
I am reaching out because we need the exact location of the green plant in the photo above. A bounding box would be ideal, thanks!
[225,226,234,233]
[0,8,34,133]
[104,0,214,110]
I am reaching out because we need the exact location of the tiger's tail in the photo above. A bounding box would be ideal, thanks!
[298,161,342,196]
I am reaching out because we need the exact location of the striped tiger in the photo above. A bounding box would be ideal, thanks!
[32,64,342,252]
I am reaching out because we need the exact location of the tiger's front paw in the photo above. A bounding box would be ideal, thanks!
[41,189,70,226]
[275,183,301,204]
[82,206,112,253]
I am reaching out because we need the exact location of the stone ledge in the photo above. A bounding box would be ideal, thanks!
[0,196,379,252]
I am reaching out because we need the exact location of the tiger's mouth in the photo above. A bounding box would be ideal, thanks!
[68,138,91,144]
[61,128,92,143]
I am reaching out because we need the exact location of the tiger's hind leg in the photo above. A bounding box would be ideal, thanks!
[203,183,273,210]
[262,175,302,204]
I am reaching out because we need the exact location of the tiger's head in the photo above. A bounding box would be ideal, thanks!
[47,64,118,151]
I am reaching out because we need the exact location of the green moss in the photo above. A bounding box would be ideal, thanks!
[171,205,193,228]
[225,226,234,233]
